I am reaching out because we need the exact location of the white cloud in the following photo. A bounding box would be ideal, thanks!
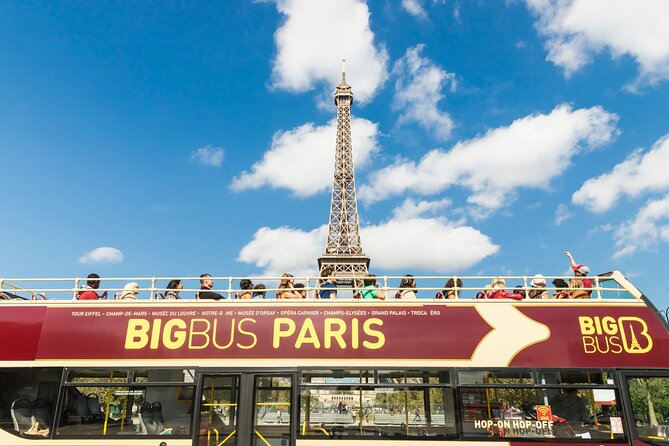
[78,247,124,264]
[572,134,669,213]
[190,145,224,167]
[613,194,669,259]
[524,0,669,87]
[230,117,380,197]
[237,217,498,275]
[237,225,327,278]
[402,0,427,20]
[391,197,452,220]
[554,203,572,225]
[267,0,388,103]
[359,104,619,216]
[393,45,456,140]
[363,217,499,271]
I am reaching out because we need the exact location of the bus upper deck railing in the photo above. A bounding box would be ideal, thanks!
[0,271,642,302]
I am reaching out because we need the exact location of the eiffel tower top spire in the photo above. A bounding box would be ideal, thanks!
[317,66,370,281]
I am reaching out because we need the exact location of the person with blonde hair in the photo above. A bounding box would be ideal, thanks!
[119,282,139,300]
[276,273,303,299]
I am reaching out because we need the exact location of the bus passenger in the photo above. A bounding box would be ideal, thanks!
[550,388,589,424]
[439,278,462,299]
[252,283,266,299]
[165,279,182,299]
[294,283,307,298]
[564,251,592,295]
[528,274,549,299]
[361,274,386,300]
[277,273,303,299]
[318,267,337,299]
[119,282,140,300]
[239,279,253,299]
[398,274,417,299]
[77,273,108,300]
[198,274,224,300]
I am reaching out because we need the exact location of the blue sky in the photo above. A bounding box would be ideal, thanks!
[2,1,669,310]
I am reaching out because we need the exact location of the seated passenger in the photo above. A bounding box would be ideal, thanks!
[318,267,337,299]
[252,283,266,299]
[398,274,417,299]
[439,278,462,299]
[165,279,182,299]
[294,283,307,298]
[550,389,589,424]
[276,273,303,299]
[361,274,386,300]
[528,274,549,299]
[551,278,569,298]
[119,282,140,300]
[77,273,108,300]
[564,251,592,295]
[198,274,224,300]
[568,277,590,299]
[238,279,253,299]
[479,277,523,300]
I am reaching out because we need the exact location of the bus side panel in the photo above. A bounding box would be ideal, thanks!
[510,306,669,368]
[0,306,45,360]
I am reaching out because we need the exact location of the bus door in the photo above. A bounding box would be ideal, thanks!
[195,372,295,446]
[619,370,669,446]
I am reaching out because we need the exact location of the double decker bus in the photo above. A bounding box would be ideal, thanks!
[0,271,668,446]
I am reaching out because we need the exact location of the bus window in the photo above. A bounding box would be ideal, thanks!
[253,375,292,446]
[197,375,239,446]
[299,369,456,440]
[459,370,533,385]
[0,368,61,437]
[460,386,625,441]
[626,376,669,444]
[57,368,194,437]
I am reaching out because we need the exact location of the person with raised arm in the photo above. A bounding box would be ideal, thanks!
[564,251,592,295]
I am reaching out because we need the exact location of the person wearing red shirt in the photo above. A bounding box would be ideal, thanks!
[77,273,108,300]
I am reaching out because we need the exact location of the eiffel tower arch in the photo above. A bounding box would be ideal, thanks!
[317,64,370,286]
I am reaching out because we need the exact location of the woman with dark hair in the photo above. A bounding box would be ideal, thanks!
[361,274,386,300]
[398,274,417,299]
[441,278,463,299]
[239,279,253,299]
[165,279,182,300]
[277,273,303,299]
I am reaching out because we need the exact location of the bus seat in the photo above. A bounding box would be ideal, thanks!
[32,399,51,427]
[435,292,445,299]
[139,403,160,434]
[11,399,35,433]
[87,394,102,420]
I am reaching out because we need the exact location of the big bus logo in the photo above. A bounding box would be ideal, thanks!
[578,316,653,354]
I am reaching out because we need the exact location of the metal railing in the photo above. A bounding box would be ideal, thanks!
[0,271,641,302]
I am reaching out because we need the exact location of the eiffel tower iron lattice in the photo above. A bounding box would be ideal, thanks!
[317,64,370,284]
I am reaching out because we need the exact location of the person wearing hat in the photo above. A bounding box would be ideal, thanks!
[528,274,549,299]
[119,282,140,300]
[564,251,592,295]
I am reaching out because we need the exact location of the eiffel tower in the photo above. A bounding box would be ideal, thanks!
[317,62,370,285]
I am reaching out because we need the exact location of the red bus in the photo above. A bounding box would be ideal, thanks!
[0,271,667,446]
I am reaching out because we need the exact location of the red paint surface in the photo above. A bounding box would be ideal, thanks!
[510,305,669,368]
[1,302,668,367]
[31,304,492,360]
